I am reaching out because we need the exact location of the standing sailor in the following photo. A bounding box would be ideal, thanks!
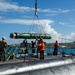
[31,40,36,55]
[0,37,7,61]
[37,38,46,60]
[53,40,59,55]
[23,39,28,54]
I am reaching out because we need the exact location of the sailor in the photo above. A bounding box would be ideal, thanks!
[23,39,27,47]
[0,37,7,61]
[35,39,40,58]
[53,40,59,55]
[37,38,46,60]
[23,39,28,54]
[31,40,36,54]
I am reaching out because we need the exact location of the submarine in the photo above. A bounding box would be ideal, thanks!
[0,32,72,75]
[0,0,75,75]
[0,55,75,75]
[0,32,75,75]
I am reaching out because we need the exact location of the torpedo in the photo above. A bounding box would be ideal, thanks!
[10,32,51,39]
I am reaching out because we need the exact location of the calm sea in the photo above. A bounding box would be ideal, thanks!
[6,47,75,56]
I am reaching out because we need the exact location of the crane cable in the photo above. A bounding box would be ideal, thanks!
[28,15,36,33]
[28,0,46,35]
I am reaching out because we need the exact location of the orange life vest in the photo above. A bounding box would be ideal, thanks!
[54,43,59,48]
[37,43,46,51]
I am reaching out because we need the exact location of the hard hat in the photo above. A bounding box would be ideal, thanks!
[56,40,58,42]
[40,38,44,42]
[2,37,5,40]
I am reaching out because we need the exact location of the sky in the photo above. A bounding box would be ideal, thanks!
[0,0,75,44]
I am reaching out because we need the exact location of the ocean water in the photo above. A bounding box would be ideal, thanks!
[46,48,75,55]
[6,47,75,56]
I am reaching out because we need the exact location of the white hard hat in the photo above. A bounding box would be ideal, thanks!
[2,37,5,40]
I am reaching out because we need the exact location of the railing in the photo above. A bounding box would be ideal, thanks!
[4,44,75,61]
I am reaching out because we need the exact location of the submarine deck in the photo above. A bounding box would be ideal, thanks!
[0,54,74,65]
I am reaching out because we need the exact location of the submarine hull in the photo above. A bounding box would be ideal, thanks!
[0,57,75,75]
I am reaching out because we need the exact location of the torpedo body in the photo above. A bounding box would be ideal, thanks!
[10,32,51,39]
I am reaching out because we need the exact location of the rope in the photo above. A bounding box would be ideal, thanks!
[37,17,46,34]
[28,15,35,33]
[28,14,45,35]
[28,0,47,35]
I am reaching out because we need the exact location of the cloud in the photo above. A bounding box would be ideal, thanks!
[0,0,74,14]
[65,32,75,41]
[0,19,32,25]
[0,0,33,12]
[46,14,57,16]
[59,21,75,27]
[39,8,72,13]
[0,19,56,40]
[0,18,62,43]
[0,18,75,43]
[59,22,65,25]
[0,19,54,25]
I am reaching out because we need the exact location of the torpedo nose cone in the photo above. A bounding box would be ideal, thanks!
[10,33,16,38]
